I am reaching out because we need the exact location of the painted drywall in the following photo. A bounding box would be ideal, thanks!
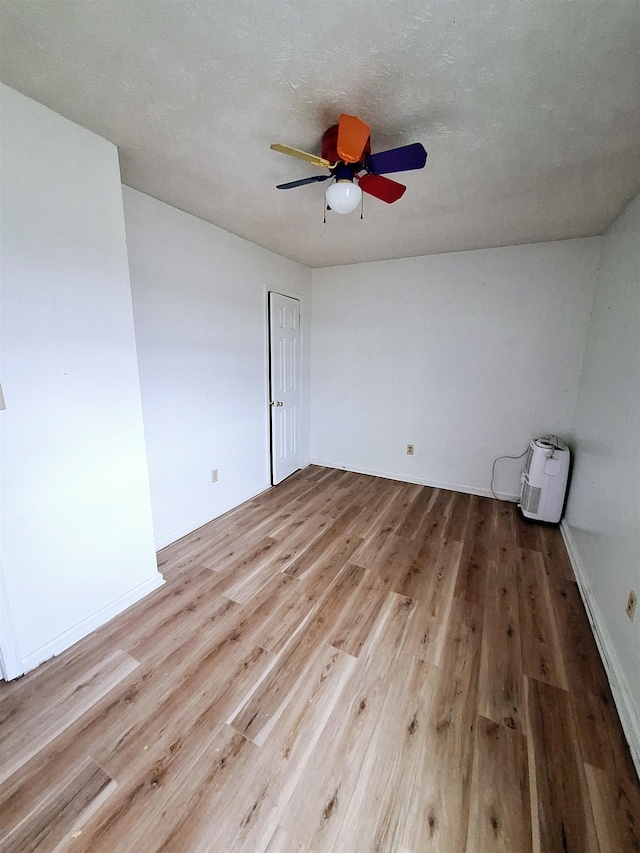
[123,187,311,548]
[0,84,162,671]
[310,239,599,498]
[563,193,640,764]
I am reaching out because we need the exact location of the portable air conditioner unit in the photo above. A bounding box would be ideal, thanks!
[520,435,570,523]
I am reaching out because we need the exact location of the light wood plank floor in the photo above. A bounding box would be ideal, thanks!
[1,466,638,852]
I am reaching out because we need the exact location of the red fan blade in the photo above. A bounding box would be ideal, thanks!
[337,114,370,164]
[358,173,406,203]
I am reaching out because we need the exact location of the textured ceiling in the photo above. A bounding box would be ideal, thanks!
[1,1,639,268]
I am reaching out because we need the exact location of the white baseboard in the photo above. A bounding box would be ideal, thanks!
[20,573,165,675]
[154,482,272,550]
[309,460,520,502]
[560,521,640,777]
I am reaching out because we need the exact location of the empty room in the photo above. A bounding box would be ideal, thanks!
[1,1,639,851]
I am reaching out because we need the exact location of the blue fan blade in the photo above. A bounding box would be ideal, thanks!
[276,175,331,189]
[365,143,427,175]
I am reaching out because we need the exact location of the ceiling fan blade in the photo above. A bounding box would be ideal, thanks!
[276,175,331,190]
[270,144,331,169]
[365,142,427,175]
[358,173,406,204]
[336,114,371,164]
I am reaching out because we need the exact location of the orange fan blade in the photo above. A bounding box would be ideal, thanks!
[336,114,370,164]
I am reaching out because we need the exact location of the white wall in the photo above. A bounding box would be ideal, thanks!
[0,85,162,673]
[563,193,640,768]
[310,239,599,498]
[123,188,311,548]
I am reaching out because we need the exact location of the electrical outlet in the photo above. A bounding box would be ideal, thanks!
[211,469,218,483]
[626,590,637,621]
[406,444,414,455]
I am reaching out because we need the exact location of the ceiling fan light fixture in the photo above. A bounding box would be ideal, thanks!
[325,179,362,215]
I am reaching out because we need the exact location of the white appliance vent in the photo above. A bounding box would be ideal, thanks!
[521,481,542,515]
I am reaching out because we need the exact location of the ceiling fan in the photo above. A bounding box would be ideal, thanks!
[271,113,427,215]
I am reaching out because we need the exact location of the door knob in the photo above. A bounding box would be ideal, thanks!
[276,401,284,407]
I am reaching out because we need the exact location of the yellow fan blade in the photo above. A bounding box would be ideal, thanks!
[270,144,331,169]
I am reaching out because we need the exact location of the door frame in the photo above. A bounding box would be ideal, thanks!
[0,559,23,680]
[264,285,306,486]
[0,391,24,680]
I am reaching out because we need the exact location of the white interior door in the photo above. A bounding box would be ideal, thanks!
[269,292,301,485]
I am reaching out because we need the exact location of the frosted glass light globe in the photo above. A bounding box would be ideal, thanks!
[325,180,362,215]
